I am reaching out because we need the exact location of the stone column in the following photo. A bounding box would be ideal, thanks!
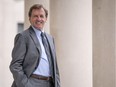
[25,0,50,33]
[50,0,92,87]
[93,0,115,87]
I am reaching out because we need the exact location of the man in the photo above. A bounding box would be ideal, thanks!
[10,4,60,87]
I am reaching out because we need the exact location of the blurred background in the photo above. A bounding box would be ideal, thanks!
[0,0,24,87]
[0,0,116,87]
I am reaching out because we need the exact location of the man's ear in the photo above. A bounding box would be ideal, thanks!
[29,17,31,22]
[45,17,47,22]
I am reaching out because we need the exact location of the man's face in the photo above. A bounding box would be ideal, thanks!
[29,8,47,30]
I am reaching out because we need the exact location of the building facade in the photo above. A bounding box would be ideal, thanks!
[0,0,24,87]
[0,0,116,87]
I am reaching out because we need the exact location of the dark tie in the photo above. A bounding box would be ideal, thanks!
[41,32,53,76]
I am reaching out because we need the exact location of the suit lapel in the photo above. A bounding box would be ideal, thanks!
[29,26,41,53]
[45,33,56,78]
[45,33,55,60]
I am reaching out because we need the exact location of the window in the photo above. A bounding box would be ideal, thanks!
[17,23,24,33]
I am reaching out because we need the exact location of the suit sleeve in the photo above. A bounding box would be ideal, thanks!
[56,59,61,87]
[9,33,28,87]
[53,38,61,87]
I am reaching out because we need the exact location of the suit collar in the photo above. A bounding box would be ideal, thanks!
[45,33,54,53]
[29,26,42,53]
[29,26,56,62]
[29,26,54,59]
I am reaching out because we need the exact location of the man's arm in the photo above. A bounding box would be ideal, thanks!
[9,33,28,87]
[53,38,61,87]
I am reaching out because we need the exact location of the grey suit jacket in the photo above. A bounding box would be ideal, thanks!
[10,26,60,87]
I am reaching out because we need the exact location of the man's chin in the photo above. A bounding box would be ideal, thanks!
[34,26,43,30]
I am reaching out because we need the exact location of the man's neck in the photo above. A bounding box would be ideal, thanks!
[31,26,44,32]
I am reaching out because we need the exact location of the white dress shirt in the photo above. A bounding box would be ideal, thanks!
[32,26,51,76]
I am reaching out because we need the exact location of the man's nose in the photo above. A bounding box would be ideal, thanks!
[37,16,41,20]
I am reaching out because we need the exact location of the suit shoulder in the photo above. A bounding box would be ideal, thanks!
[14,29,30,44]
[20,29,29,36]
[45,33,53,38]
[15,28,30,39]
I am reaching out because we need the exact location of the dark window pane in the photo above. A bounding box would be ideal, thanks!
[17,23,24,33]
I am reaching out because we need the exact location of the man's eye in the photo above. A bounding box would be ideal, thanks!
[33,15,38,18]
[40,15,44,18]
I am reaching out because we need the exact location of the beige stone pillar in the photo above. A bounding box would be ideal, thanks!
[50,0,92,87]
[115,0,116,86]
[93,0,115,87]
[25,0,50,33]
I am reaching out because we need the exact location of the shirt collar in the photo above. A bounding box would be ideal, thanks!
[32,26,44,37]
